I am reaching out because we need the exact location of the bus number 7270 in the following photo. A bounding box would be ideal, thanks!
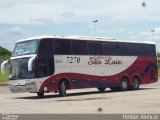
[66,56,80,64]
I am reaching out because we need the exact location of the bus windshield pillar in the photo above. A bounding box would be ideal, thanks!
[28,55,37,71]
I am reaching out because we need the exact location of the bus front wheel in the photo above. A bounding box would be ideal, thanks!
[58,81,67,97]
[37,92,44,98]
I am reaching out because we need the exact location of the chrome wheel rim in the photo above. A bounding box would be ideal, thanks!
[62,82,66,95]
[122,81,128,89]
[133,80,138,88]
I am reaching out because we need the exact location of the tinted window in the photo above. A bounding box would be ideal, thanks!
[103,42,117,55]
[130,43,142,55]
[54,39,71,55]
[129,43,138,56]
[35,57,54,77]
[35,58,48,77]
[117,43,130,56]
[129,43,156,56]
[143,44,150,55]
[150,44,156,56]
[143,44,156,56]
[38,39,53,56]
[88,41,103,55]
[71,40,88,55]
[48,58,54,75]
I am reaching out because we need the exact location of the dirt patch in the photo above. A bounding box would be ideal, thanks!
[0,82,8,86]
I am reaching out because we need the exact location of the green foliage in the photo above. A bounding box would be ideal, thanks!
[0,46,11,56]
[0,70,9,82]
[157,52,160,58]
[0,46,11,62]
[0,46,11,82]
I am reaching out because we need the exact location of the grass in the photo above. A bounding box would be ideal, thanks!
[0,70,9,83]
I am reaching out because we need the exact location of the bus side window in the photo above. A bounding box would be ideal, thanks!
[38,39,54,56]
[48,57,54,75]
[37,63,47,77]
[103,42,117,56]
[117,43,129,56]
[88,41,103,55]
[136,44,144,56]
[143,44,156,56]
[36,58,54,77]
[36,39,54,77]
[129,43,137,56]
[35,58,48,77]
[71,40,88,55]
[151,45,156,56]
[54,39,71,55]
[130,43,143,56]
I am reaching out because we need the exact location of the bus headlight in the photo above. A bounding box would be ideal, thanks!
[31,80,36,86]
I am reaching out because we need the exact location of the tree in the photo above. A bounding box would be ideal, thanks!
[0,46,11,62]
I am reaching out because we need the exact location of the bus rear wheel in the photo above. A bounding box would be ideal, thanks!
[58,81,67,97]
[131,77,140,90]
[37,92,44,98]
[97,87,106,92]
[120,78,129,91]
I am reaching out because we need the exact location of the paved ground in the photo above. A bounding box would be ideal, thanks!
[0,81,160,114]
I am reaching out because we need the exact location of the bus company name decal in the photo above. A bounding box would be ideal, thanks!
[88,56,123,65]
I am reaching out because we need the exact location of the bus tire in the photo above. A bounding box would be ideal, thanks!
[37,92,44,98]
[120,77,129,91]
[58,81,67,97]
[131,77,140,90]
[97,87,106,92]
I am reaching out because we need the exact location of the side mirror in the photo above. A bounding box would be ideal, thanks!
[1,60,9,74]
[28,55,37,71]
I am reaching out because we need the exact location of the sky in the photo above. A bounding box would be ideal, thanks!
[0,0,160,51]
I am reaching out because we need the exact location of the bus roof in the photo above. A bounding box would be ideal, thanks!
[16,35,155,45]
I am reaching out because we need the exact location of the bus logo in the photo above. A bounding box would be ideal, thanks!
[88,56,123,65]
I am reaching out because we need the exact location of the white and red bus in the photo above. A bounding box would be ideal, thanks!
[1,36,158,97]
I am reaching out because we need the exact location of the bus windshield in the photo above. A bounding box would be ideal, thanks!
[12,40,38,57]
[9,58,35,80]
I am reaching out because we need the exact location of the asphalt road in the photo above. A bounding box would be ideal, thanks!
[0,81,160,114]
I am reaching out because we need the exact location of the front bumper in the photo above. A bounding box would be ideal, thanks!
[9,79,38,93]
[9,85,37,93]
